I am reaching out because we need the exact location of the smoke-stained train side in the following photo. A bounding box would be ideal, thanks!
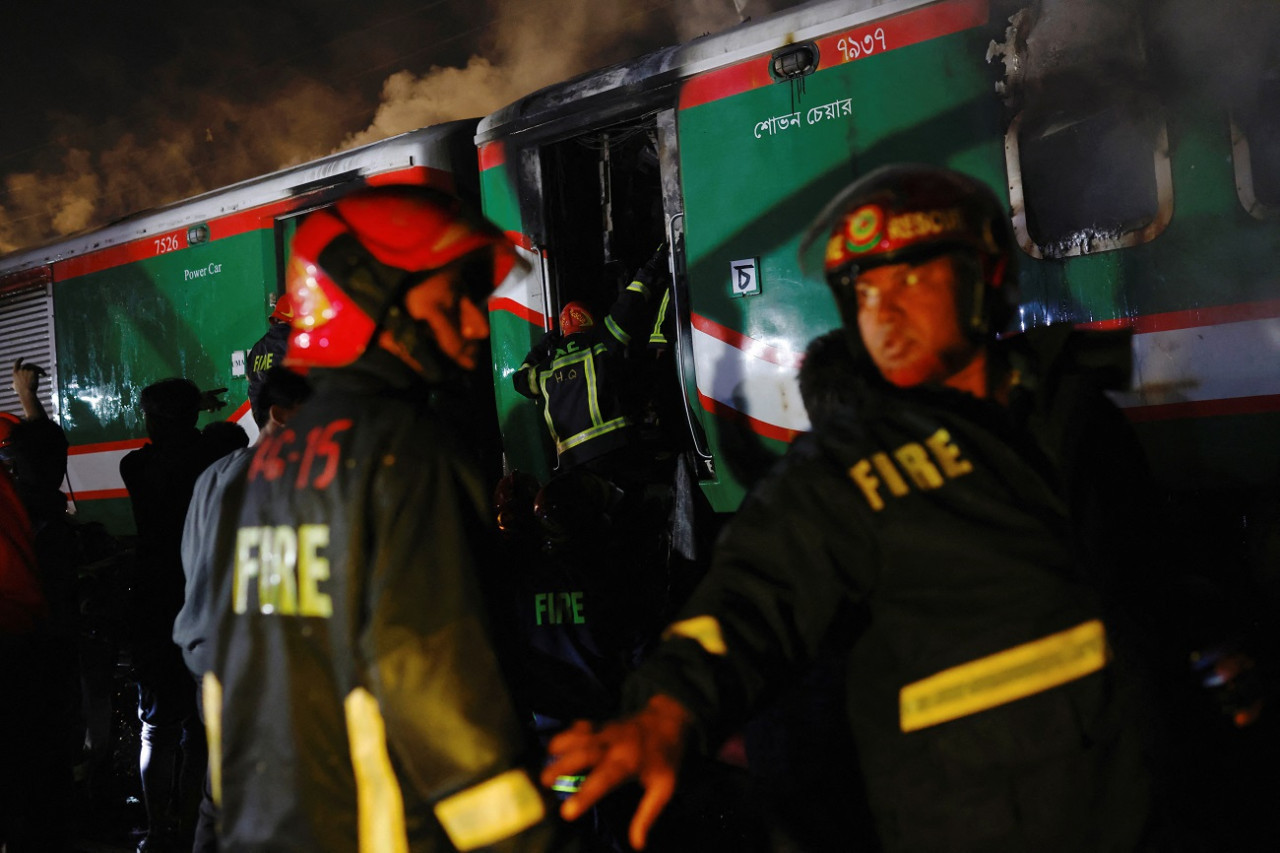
[0,121,483,533]
[2,0,1277,543]
[479,0,1280,525]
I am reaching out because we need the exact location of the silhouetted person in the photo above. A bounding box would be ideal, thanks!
[120,377,222,852]
[0,359,81,850]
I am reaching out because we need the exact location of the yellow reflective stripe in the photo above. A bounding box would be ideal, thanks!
[627,279,651,297]
[899,620,1109,733]
[434,768,546,851]
[582,350,604,423]
[649,289,671,345]
[557,416,631,454]
[663,615,728,656]
[344,688,409,853]
[202,673,223,809]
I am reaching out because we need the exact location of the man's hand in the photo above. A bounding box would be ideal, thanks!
[12,358,48,419]
[541,693,692,850]
[198,387,228,413]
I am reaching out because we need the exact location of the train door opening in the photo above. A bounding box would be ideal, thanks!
[536,111,710,477]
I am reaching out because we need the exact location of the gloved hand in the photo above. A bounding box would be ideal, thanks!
[635,242,669,287]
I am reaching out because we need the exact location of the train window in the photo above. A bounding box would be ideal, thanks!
[1005,94,1172,258]
[1231,66,1280,218]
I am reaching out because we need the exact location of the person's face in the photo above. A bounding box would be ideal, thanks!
[402,266,490,371]
[854,253,982,389]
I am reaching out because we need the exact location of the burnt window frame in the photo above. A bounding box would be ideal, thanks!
[1004,99,1174,260]
[1230,111,1280,220]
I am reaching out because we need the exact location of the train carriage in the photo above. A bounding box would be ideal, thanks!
[0,120,483,533]
[478,0,1280,521]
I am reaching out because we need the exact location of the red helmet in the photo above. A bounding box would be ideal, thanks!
[0,412,19,451]
[268,291,296,325]
[801,164,1017,339]
[284,185,524,371]
[559,301,596,336]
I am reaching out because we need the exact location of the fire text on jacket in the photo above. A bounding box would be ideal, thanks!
[234,524,333,617]
[847,428,972,511]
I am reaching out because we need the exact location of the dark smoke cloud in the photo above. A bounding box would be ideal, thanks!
[0,0,799,255]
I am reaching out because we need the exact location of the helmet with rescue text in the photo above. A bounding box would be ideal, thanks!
[283,185,526,378]
[558,301,596,337]
[802,164,1018,347]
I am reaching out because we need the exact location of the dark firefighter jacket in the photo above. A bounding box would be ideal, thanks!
[625,325,1158,852]
[514,276,659,469]
[247,322,289,426]
[203,348,563,853]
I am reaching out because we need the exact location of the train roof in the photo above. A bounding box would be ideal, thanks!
[0,119,478,275]
[475,0,915,143]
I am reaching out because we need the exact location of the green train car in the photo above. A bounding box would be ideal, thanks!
[478,0,1280,522]
[3,0,1277,546]
[0,120,482,534]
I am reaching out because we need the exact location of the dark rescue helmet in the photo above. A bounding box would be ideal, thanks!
[533,468,617,548]
[558,301,596,337]
[800,164,1018,342]
[284,185,526,372]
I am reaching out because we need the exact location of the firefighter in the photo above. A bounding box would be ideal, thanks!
[541,165,1166,851]
[514,244,668,479]
[245,292,294,430]
[200,185,568,852]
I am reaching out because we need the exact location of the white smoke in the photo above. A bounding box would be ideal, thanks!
[0,0,801,255]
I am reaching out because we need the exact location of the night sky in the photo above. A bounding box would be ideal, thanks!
[0,0,804,255]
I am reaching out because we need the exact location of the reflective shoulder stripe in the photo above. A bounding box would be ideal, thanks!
[434,768,546,851]
[899,619,1109,733]
[344,687,409,853]
[663,615,728,656]
[202,672,223,809]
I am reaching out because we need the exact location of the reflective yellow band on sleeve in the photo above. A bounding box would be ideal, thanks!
[899,619,1108,733]
[201,672,223,809]
[551,774,586,794]
[344,687,409,853]
[434,768,546,851]
[663,615,728,656]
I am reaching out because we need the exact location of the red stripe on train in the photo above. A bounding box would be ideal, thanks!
[697,390,802,445]
[691,313,805,368]
[679,0,988,110]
